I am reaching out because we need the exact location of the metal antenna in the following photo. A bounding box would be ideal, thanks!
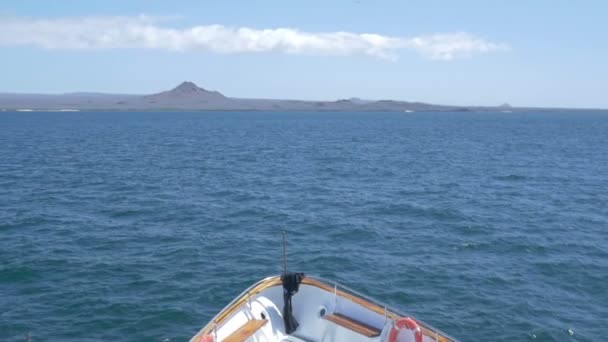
[282,231,288,275]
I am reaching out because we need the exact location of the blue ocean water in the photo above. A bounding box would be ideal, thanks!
[1,111,607,341]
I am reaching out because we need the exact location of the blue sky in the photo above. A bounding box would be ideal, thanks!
[1,0,607,108]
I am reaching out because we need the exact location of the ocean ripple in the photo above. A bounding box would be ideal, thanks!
[1,111,607,341]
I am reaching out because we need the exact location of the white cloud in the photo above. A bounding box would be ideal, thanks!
[0,15,508,60]
[405,32,508,60]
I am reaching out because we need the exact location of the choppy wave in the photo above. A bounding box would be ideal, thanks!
[1,111,607,341]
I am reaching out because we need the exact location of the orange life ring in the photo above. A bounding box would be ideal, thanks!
[388,317,423,342]
[198,334,214,342]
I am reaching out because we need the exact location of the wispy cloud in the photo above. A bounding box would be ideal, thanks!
[0,15,508,60]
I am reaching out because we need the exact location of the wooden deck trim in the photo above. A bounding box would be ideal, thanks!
[192,277,281,342]
[302,278,453,342]
[323,313,381,337]
[192,276,454,342]
[223,319,268,342]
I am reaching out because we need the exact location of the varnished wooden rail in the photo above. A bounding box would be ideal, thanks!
[223,319,268,342]
[323,313,381,337]
[302,278,453,342]
[192,276,455,342]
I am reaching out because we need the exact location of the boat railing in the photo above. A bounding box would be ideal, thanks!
[192,276,282,341]
[308,275,457,342]
[192,274,457,342]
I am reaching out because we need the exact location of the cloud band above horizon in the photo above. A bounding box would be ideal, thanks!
[0,15,508,60]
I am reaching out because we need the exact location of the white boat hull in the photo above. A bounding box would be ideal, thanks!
[191,275,457,342]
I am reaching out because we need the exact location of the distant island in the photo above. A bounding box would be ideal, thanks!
[0,81,604,112]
